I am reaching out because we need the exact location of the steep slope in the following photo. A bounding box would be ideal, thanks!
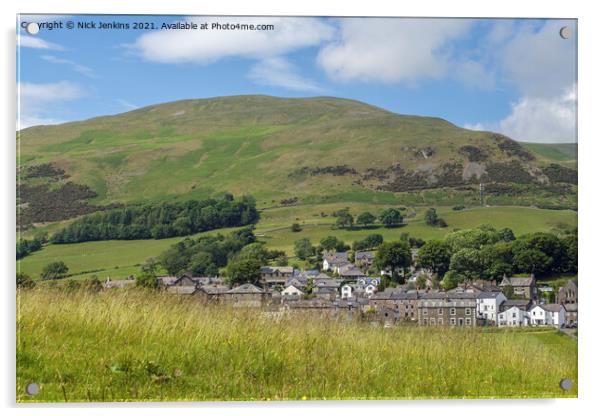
[17,95,577,228]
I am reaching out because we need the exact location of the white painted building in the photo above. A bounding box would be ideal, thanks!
[476,291,507,324]
[529,304,566,327]
[281,284,304,298]
[498,306,530,327]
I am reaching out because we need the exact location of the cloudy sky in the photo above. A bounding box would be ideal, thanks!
[17,15,577,143]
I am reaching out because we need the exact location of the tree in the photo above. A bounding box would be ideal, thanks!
[188,251,215,276]
[40,261,69,280]
[352,234,383,251]
[375,241,412,282]
[225,258,261,285]
[415,273,427,290]
[417,240,452,275]
[238,243,271,264]
[16,272,35,289]
[291,223,302,232]
[335,211,354,228]
[356,212,376,227]
[425,208,439,226]
[136,273,159,289]
[319,236,348,252]
[441,270,462,290]
[513,249,552,276]
[141,257,160,277]
[379,208,404,228]
[449,248,485,281]
[294,238,314,260]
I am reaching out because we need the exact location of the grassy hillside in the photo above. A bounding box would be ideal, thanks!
[18,206,576,280]
[17,95,577,231]
[17,288,577,402]
[520,142,577,168]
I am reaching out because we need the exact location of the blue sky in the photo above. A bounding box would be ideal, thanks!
[17,15,577,143]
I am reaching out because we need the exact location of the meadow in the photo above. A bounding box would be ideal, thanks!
[17,205,577,280]
[16,288,578,402]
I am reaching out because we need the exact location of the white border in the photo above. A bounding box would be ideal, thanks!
[3,1,601,415]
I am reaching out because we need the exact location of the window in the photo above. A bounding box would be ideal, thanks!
[423,319,428,325]
[438,308,443,315]
[465,308,471,316]
[466,318,471,326]
[450,308,456,316]
[430,318,436,326]
[438,318,443,325]
[422,309,428,315]
[450,318,456,325]
[512,312,516,318]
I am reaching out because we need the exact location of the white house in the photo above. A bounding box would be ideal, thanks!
[529,304,566,327]
[322,252,350,272]
[341,283,378,299]
[498,306,530,327]
[497,299,532,327]
[281,284,304,298]
[476,291,507,324]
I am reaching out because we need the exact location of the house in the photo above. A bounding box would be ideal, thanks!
[500,275,536,299]
[156,276,178,287]
[564,303,578,326]
[529,304,566,327]
[557,279,578,304]
[281,283,305,299]
[103,277,136,289]
[260,266,294,288]
[338,264,366,279]
[357,277,381,287]
[224,283,268,307]
[497,299,532,327]
[166,285,198,295]
[284,277,307,289]
[417,292,477,326]
[322,252,350,272]
[355,251,375,270]
[314,286,339,301]
[476,291,507,325]
[340,282,377,299]
[196,285,230,303]
[369,289,420,321]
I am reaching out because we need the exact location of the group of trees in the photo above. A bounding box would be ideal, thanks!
[156,226,259,278]
[415,225,577,289]
[51,194,259,244]
[16,233,47,259]
[332,208,405,229]
[424,208,447,228]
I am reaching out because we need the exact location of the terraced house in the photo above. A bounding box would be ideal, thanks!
[418,292,477,327]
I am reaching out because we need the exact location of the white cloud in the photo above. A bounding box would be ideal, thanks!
[130,17,334,64]
[41,55,96,78]
[18,81,84,129]
[501,20,576,98]
[464,85,577,143]
[317,18,470,83]
[248,57,323,92]
[18,35,63,50]
[465,20,577,142]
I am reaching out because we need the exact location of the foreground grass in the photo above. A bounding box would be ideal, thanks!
[17,289,577,402]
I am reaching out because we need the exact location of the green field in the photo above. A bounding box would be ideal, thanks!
[17,205,576,280]
[16,288,577,402]
[520,142,577,168]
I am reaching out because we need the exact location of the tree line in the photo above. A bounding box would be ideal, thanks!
[51,194,258,244]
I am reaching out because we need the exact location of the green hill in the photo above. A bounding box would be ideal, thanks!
[520,142,577,168]
[17,95,577,230]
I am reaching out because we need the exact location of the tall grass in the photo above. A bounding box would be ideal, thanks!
[17,288,577,402]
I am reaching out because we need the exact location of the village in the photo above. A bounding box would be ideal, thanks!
[103,249,578,329]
